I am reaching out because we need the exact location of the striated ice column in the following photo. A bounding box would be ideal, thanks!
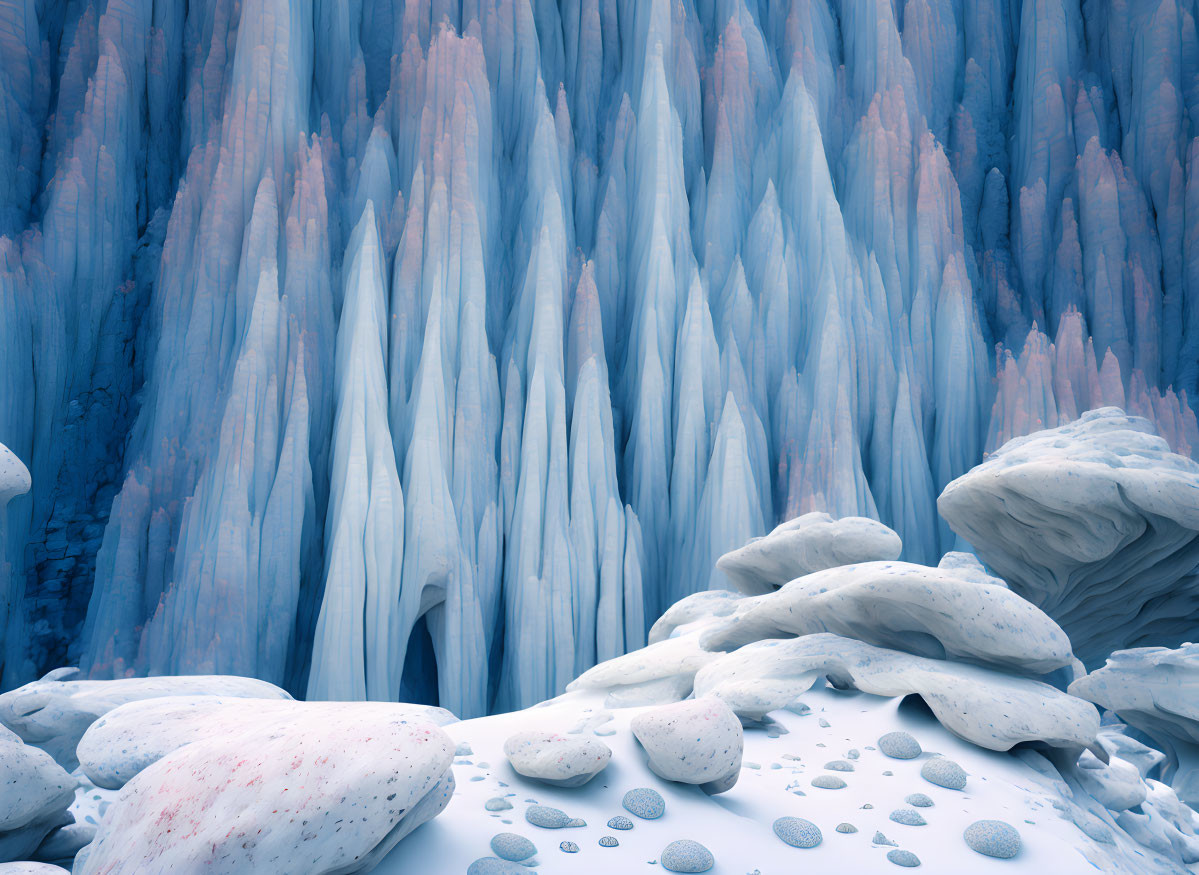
[1,0,1198,712]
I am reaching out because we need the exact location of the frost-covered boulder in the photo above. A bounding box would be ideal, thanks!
[0,726,74,864]
[0,670,292,769]
[699,561,1073,677]
[715,512,902,595]
[1070,646,1199,806]
[630,698,743,794]
[76,696,455,790]
[693,634,1099,751]
[568,635,720,705]
[648,591,742,645]
[939,409,1199,665]
[0,865,70,874]
[74,705,454,874]
[502,731,611,787]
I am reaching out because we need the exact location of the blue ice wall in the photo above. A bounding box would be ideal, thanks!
[2,0,1198,714]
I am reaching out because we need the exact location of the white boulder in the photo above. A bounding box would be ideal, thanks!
[0,727,74,863]
[74,704,454,874]
[715,512,902,595]
[502,731,611,787]
[630,697,743,794]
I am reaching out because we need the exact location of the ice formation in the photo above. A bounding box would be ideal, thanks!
[2,0,1198,719]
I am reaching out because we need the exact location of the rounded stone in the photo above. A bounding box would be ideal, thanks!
[887,849,921,867]
[599,835,619,847]
[824,759,855,772]
[921,757,967,790]
[559,841,579,853]
[489,833,536,862]
[525,804,585,829]
[607,815,634,830]
[963,820,1022,859]
[878,732,922,760]
[836,823,858,834]
[503,730,612,788]
[467,858,527,875]
[889,809,927,827]
[661,839,715,873]
[904,793,934,808]
[485,797,513,812]
[631,698,743,794]
[773,816,822,848]
[811,774,847,790]
[622,787,666,819]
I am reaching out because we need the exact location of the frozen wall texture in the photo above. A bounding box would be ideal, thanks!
[2,0,1199,715]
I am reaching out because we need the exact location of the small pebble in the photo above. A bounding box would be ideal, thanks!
[882,770,893,776]
[490,833,536,862]
[525,805,585,829]
[861,804,874,810]
[773,816,822,848]
[623,787,666,819]
[485,797,513,812]
[608,816,634,830]
[812,775,846,790]
[921,757,967,790]
[905,794,934,808]
[477,762,490,769]
[818,718,830,728]
[599,835,619,848]
[847,749,860,760]
[456,742,474,756]
[889,809,927,827]
[560,841,579,853]
[470,775,485,782]
[835,823,858,834]
[825,760,854,772]
[887,849,921,867]
[787,702,811,716]
[744,761,761,769]
[963,820,1022,859]
[878,732,922,759]
[467,858,526,875]
[661,839,715,873]
[873,832,896,846]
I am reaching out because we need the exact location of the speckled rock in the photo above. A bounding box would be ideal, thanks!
[607,816,634,830]
[921,757,967,790]
[873,832,897,846]
[887,849,921,867]
[485,797,513,812]
[598,835,619,847]
[889,809,927,826]
[524,805,585,829]
[964,820,1022,859]
[905,793,934,808]
[773,816,822,848]
[502,731,611,788]
[0,866,71,874]
[623,788,666,819]
[0,726,76,861]
[73,707,454,875]
[559,841,579,853]
[467,858,527,875]
[489,833,536,862]
[825,759,854,771]
[0,670,293,769]
[836,823,858,834]
[812,774,846,789]
[661,839,715,873]
[878,732,922,759]
[630,698,743,794]
[76,697,455,791]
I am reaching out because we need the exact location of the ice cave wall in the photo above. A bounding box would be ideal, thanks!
[2,0,1199,716]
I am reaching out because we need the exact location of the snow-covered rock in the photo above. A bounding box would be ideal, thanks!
[76,696,455,790]
[694,634,1099,751]
[939,409,1199,665]
[700,561,1073,676]
[0,727,74,864]
[74,705,454,874]
[501,731,611,787]
[715,512,902,595]
[0,670,291,769]
[1070,645,1199,806]
[630,698,743,794]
